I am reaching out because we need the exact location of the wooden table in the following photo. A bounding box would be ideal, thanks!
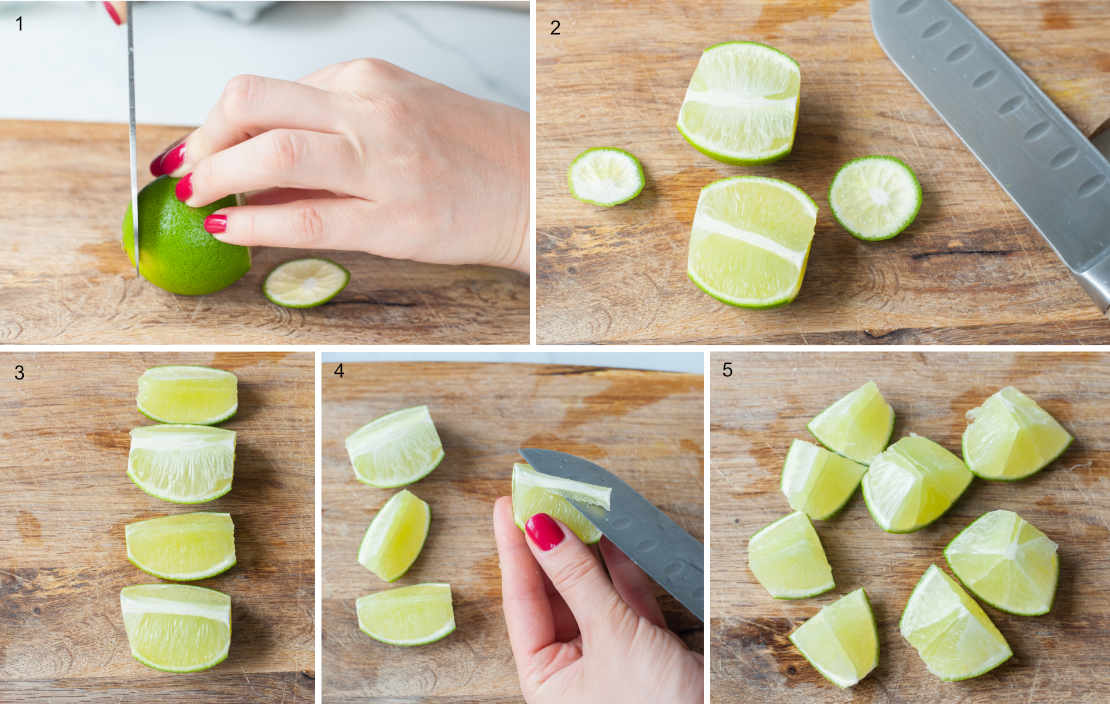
[321,362,703,702]
[0,352,315,703]
[536,1,1110,344]
[710,351,1110,702]
[0,121,528,344]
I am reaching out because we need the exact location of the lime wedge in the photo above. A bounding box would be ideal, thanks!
[125,512,236,581]
[687,176,817,307]
[128,425,236,504]
[358,490,431,582]
[829,156,922,241]
[781,439,867,520]
[137,366,238,425]
[567,147,645,207]
[789,588,878,688]
[346,406,445,488]
[511,463,608,544]
[944,510,1058,616]
[357,583,455,646]
[900,565,1012,681]
[807,381,894,464]
[862,435,972,533]
[748,511,835,599]
[120,584,231,672]
[677,41,800,164]
[962,386,1072,481]
[262,257,349,308]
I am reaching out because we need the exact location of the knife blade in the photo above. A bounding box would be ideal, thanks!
[872,0,1110,315]
[126,2,140,278]
[518,448,704,621]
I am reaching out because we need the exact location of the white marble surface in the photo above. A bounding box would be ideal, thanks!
[320,351,706,374]
[0,1,528,125]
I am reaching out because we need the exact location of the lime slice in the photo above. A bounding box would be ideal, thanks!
[126,512,236,581]
[358,490,431,582]
[120,584,231,672]
[829,156,922,241]
[687,176,817,308]
[137,365,238,425]
[356,583,455,646]
[900,565,1012,681]
[748,511,834,599]
[861,435,972,533]
[263,257,349,308]
[677,41,800,164]
[346,406,445,488]
[789,588,878,688]
[944,510,1058,616]
[807,381,894,464]
[511,463,609,544]
[781,439,867,520]
[567,147,645,207]
[962,386,1072,481]
[128,425,236,504]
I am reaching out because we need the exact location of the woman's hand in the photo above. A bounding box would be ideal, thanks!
[149,60,529,272]
[492,497,703,704]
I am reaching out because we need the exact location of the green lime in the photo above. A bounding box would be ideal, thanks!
[358,490,431,582]
[511,462,609,544]
[789,588,878,688]
[125,512,236,581]
[345,406,445,488]
[781,439,867,520]
[807,381,894,464]
[861,435,972,533]
[128,425,236,504]
[747,511,835,599]
[357,583,455,646]
[120,584,231,672]
[962,386,1072,480]
[137,365,238,425]
[567,147,645,206]
[829,156,922,240]
[263,258,349,308]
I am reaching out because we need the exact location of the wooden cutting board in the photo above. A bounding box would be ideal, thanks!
[321,362,703,702]
[0,352,314,703]
[0,121,528,344]
[710,351,1110,702]
[536,1,1110,344]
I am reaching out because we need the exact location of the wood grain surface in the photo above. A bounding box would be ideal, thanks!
[321,362,703,702]
[0,121,528,344]
[0,352,315,703]
[536,0,1110,344]
[710,351,1110,702]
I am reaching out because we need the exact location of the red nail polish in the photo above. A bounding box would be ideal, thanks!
[151,143,185,176]
[204,214,227,234]
[175,173,193,202]
[103,2,122,25]
[525,513,564,551]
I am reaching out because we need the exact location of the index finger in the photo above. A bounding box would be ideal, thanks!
[493,496,555,660]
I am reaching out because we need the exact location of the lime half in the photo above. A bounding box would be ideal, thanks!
[807,381,894,464]
[687,176,817,308]
[137,365,238,425]
[944,510,1058,616]
[748,511,834,599]
[781,439,867,520]
[125,512,236,581]
[357,583,455,646]
[128,425,236,504]
[677,41,800,164]
[263,258,349,308]
[359,490,431,582]
[120,584,231,672]
[829,156,922,241]
[900,565,1012,681]
[511,463,609,544]
[962,386,1072,481]
[789,588,878,688]
[567,147,644,207]
[346,406,445,488]
[862,435,972,533]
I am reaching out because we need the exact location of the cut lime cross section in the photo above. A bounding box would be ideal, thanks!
[346,406,445,488]
[944,510,1058,616]
[781,439,867,520]
[120,584,231,672]
[511,462,609,544]
[789,588,878,688]
[567,147,645,206]
[807,381,894,464]
[137,365,238,425]
[900,565,1012,681]
[829,156,922,241]
[862,435,972,533]
[359,489,431,582]
[962,386,1072,481]
[128,425,236,504]
[125,512,236,581]
[357,583,455,646]
[748,511,834,599]
[263,257,349,308]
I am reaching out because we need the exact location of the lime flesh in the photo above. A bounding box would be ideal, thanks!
[748,511,835,599]
[359,490,431,582]
[829,156,922,241]
[125,512,236,581]
[511,463,608,544]
[346,406,445,488]
[263,257,349,308]
[567,147,645,206]
[962,386,1072,480]
[861,435,972,533]
[120,584,231,672]
[807,381,894,464]
[781,439,867,520]
[357,583,455,646]
[128,425,236,504]
[137,365,238,425]
[789,588,879,688]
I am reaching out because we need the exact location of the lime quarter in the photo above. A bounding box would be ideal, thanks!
[137,365,238,425]
[567,147,645,206]
[356,583,455,646]
[861,435,972,533]
[807,381,894,464]
[829,156,922,241]
[789,588,879,688]
[358,489,431,582]
[748,511,835,599]
[125,512,236,581]
[127,425,236,504]
[120,584,231,672]
[962,386,1072,480]
[781,439,867,520]
[346,406,445,488]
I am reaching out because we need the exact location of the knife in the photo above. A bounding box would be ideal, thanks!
[872,0,1110,316]
[518,448,704,622]
[126,2,140,277]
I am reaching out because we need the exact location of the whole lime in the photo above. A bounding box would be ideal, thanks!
[122,176,250,295]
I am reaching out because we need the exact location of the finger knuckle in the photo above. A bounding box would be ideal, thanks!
[295,205,326,245]
[341,57,398,83]
[222,74,265,115]
[550,556,597,595]
[267,130,304,172]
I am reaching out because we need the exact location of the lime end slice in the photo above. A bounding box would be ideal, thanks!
[127,425,236,504]
[137,365,238,425]
[120,584,231,672]
[125,512,236,581]
[357,583,455,646]
[789,588,879,688]
[807,381,894,464]
[829,156,922,241]
[781,439,867,520]
[263,257,349,308]
[962,386,1073,481]
[748,511,835,599]
[511,463,607,544]
[861,435,972,533]
[567,147,645,206]
[346,406,445,488]
[359,489,431,582]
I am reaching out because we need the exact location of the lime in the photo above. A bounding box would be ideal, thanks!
[687,176,817,307]
[263,257,349,308]
[567,147,645,206]
[359,490,431,582]
[789,588,878,688]
[962,386,1072,481]
[944,510,1058,616]
[781,439,867,520]
[125,512,236,581]
[829,156,922,241]
[512,463,609,544]
[356,583,455,646]
[861,435,972,533]
[120,584,231,672]
[345,406,444,488]
[128,425,236,504]
[807,381,894,464]
[900,564,1012,681]
[677,41,800,164]
[137,365,238,425]
[748,511,835,599]
[122,176,250,295]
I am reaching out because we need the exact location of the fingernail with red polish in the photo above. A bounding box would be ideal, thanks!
[150,143,185,176]
[525,513,564,551]
[204,214,227,235]
[103,2,122,25]
[175,173,193,202]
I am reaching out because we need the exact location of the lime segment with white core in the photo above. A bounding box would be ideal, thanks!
[356,583,455,646]
[120,584,231,672]
[358,489,431,582]
[567,147,645,206]
[829,156,922,240]
[346,406,445,488]
[789,588,879,688]
[263,258,349,308]
[511,462,609,544]
[962,386,1072,480]
[748,511,835,599]
[861,435,972,533]
[781,439,868,520]
[127,425,236,504]
[125,512,236,581]
[137,365,238,425]
[807,381,894,464]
